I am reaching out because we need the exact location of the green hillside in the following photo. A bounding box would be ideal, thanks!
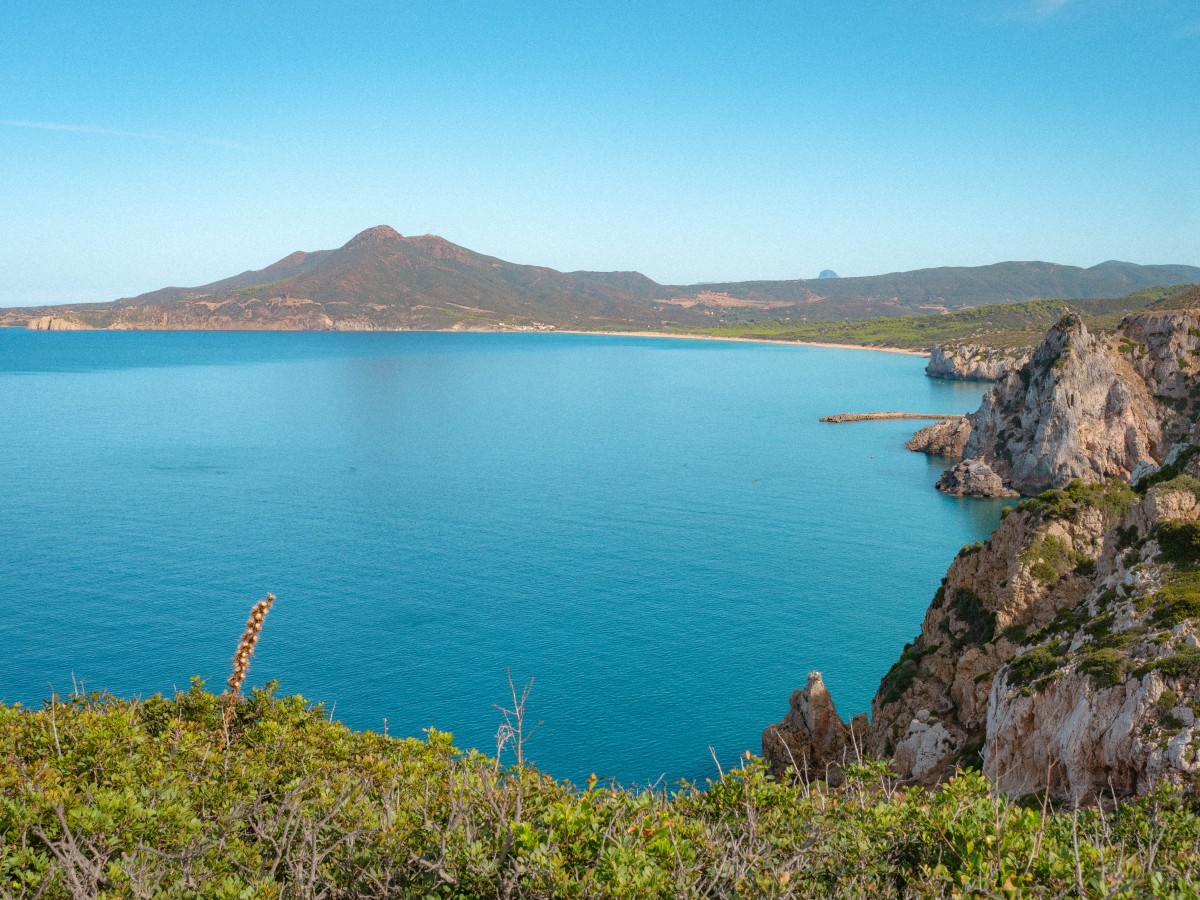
[689,285,1200,350]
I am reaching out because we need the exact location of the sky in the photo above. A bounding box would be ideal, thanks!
[1,0,1198,306]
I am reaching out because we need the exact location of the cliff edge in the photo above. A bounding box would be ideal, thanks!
[766,467,1200,803]
[926,344,1028,382]
[766,306,1200,805]
[934,311,1200,499]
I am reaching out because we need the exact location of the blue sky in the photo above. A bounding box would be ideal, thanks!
[1,0,1198,305]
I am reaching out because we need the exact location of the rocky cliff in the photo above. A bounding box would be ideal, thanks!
[934,311,1200,499]
[26,315,87,331]
[767,306,1200,804]
[765,468,1200,803]
[926,344,1028,382]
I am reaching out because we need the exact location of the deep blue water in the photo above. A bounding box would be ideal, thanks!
[0,330,1003,785]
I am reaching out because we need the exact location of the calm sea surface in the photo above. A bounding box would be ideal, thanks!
[0,330,1003,784]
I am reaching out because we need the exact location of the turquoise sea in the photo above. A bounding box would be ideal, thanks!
[0,330,1003,785]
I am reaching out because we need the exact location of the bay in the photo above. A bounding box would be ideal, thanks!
[0,330,1003,784]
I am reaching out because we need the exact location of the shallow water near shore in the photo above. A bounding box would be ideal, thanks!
[0,330,1004,785]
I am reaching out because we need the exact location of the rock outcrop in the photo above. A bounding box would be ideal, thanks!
[935,458,1019,497]
[906,417,972,457]
[766,459,1200,803]
[767,305,1200,804]
[926,344,1028,382]
[761,672,858,782]
[26,316,86,331]
[936,312,1200,498]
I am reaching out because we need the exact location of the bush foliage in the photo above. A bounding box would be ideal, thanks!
[6,684,1200,897]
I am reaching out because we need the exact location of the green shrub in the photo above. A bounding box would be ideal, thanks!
[1007,644,1067,688]
[1150,570,1200,627]
[1019,480,1136,526]
[879,639,941,706]
[1156,520,1200,567]
[1078,648,1126,689]
[1001,624,1028,645]
[1136,445,1200,493]
[1116,524,1140,549]
[15,682,1200,897]
[1021,534,1094,586]
[948,588,996,648]
[1153,647,1200,679]
[1158,688,1180,719]
[1153,475,1200,502]
[8,687,1200,897]
[1028,604,1090,644]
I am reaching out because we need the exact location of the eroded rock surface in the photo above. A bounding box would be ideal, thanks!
[761,672,854,782]
[935,459,1019,498]
[766,464,1200,803]
[933,311,1200,499]
[27,316,86,331]
[907,418,972,457]
[926,344,1028,382]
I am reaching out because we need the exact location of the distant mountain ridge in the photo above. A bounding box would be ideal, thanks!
[2,226,1197,331]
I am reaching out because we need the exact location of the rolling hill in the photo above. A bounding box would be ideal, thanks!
[2,225,1197,332]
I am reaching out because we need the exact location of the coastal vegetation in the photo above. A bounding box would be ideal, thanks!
[685,286,1199,351]
[8,569,1200,897]
[7,683,1200,898]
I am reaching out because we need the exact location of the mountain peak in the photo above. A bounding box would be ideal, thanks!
[343,225,403,248]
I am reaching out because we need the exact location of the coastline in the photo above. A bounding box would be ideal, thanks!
[553,330,930,356]
[0,321,930,357]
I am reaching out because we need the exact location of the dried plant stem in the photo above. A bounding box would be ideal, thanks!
[227,594,275,697]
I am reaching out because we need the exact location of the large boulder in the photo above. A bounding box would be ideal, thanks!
[936,459,1019,498]
[907,418,972,457]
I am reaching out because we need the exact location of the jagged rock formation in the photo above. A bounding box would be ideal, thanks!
[768,304,1200,804]
[761,672,860,782]
[907,417,972,457]
[935,459,1019,497]
[936,312,1200,498]
[983,468,1200,803]
[926,344,1028,382]
[765,453,1200,804]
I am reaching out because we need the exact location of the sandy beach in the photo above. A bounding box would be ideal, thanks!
[554,329,930,356]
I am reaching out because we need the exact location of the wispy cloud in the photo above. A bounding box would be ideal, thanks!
[1,119,245,149]
[1174,19,1200,38]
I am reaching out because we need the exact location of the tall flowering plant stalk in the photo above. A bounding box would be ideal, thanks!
[227,594,275,697]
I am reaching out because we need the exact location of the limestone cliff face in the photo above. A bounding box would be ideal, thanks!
[26,316,87,331]
[764,465,1200,803]
[984,477,1200,804]
[764,486,1121,787]
[938,313,1184,499]
[926,345,1028,382]
[767,308,1200,803]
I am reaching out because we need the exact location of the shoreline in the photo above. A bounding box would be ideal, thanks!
[553,330,929,356]
[0,321,930,357]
